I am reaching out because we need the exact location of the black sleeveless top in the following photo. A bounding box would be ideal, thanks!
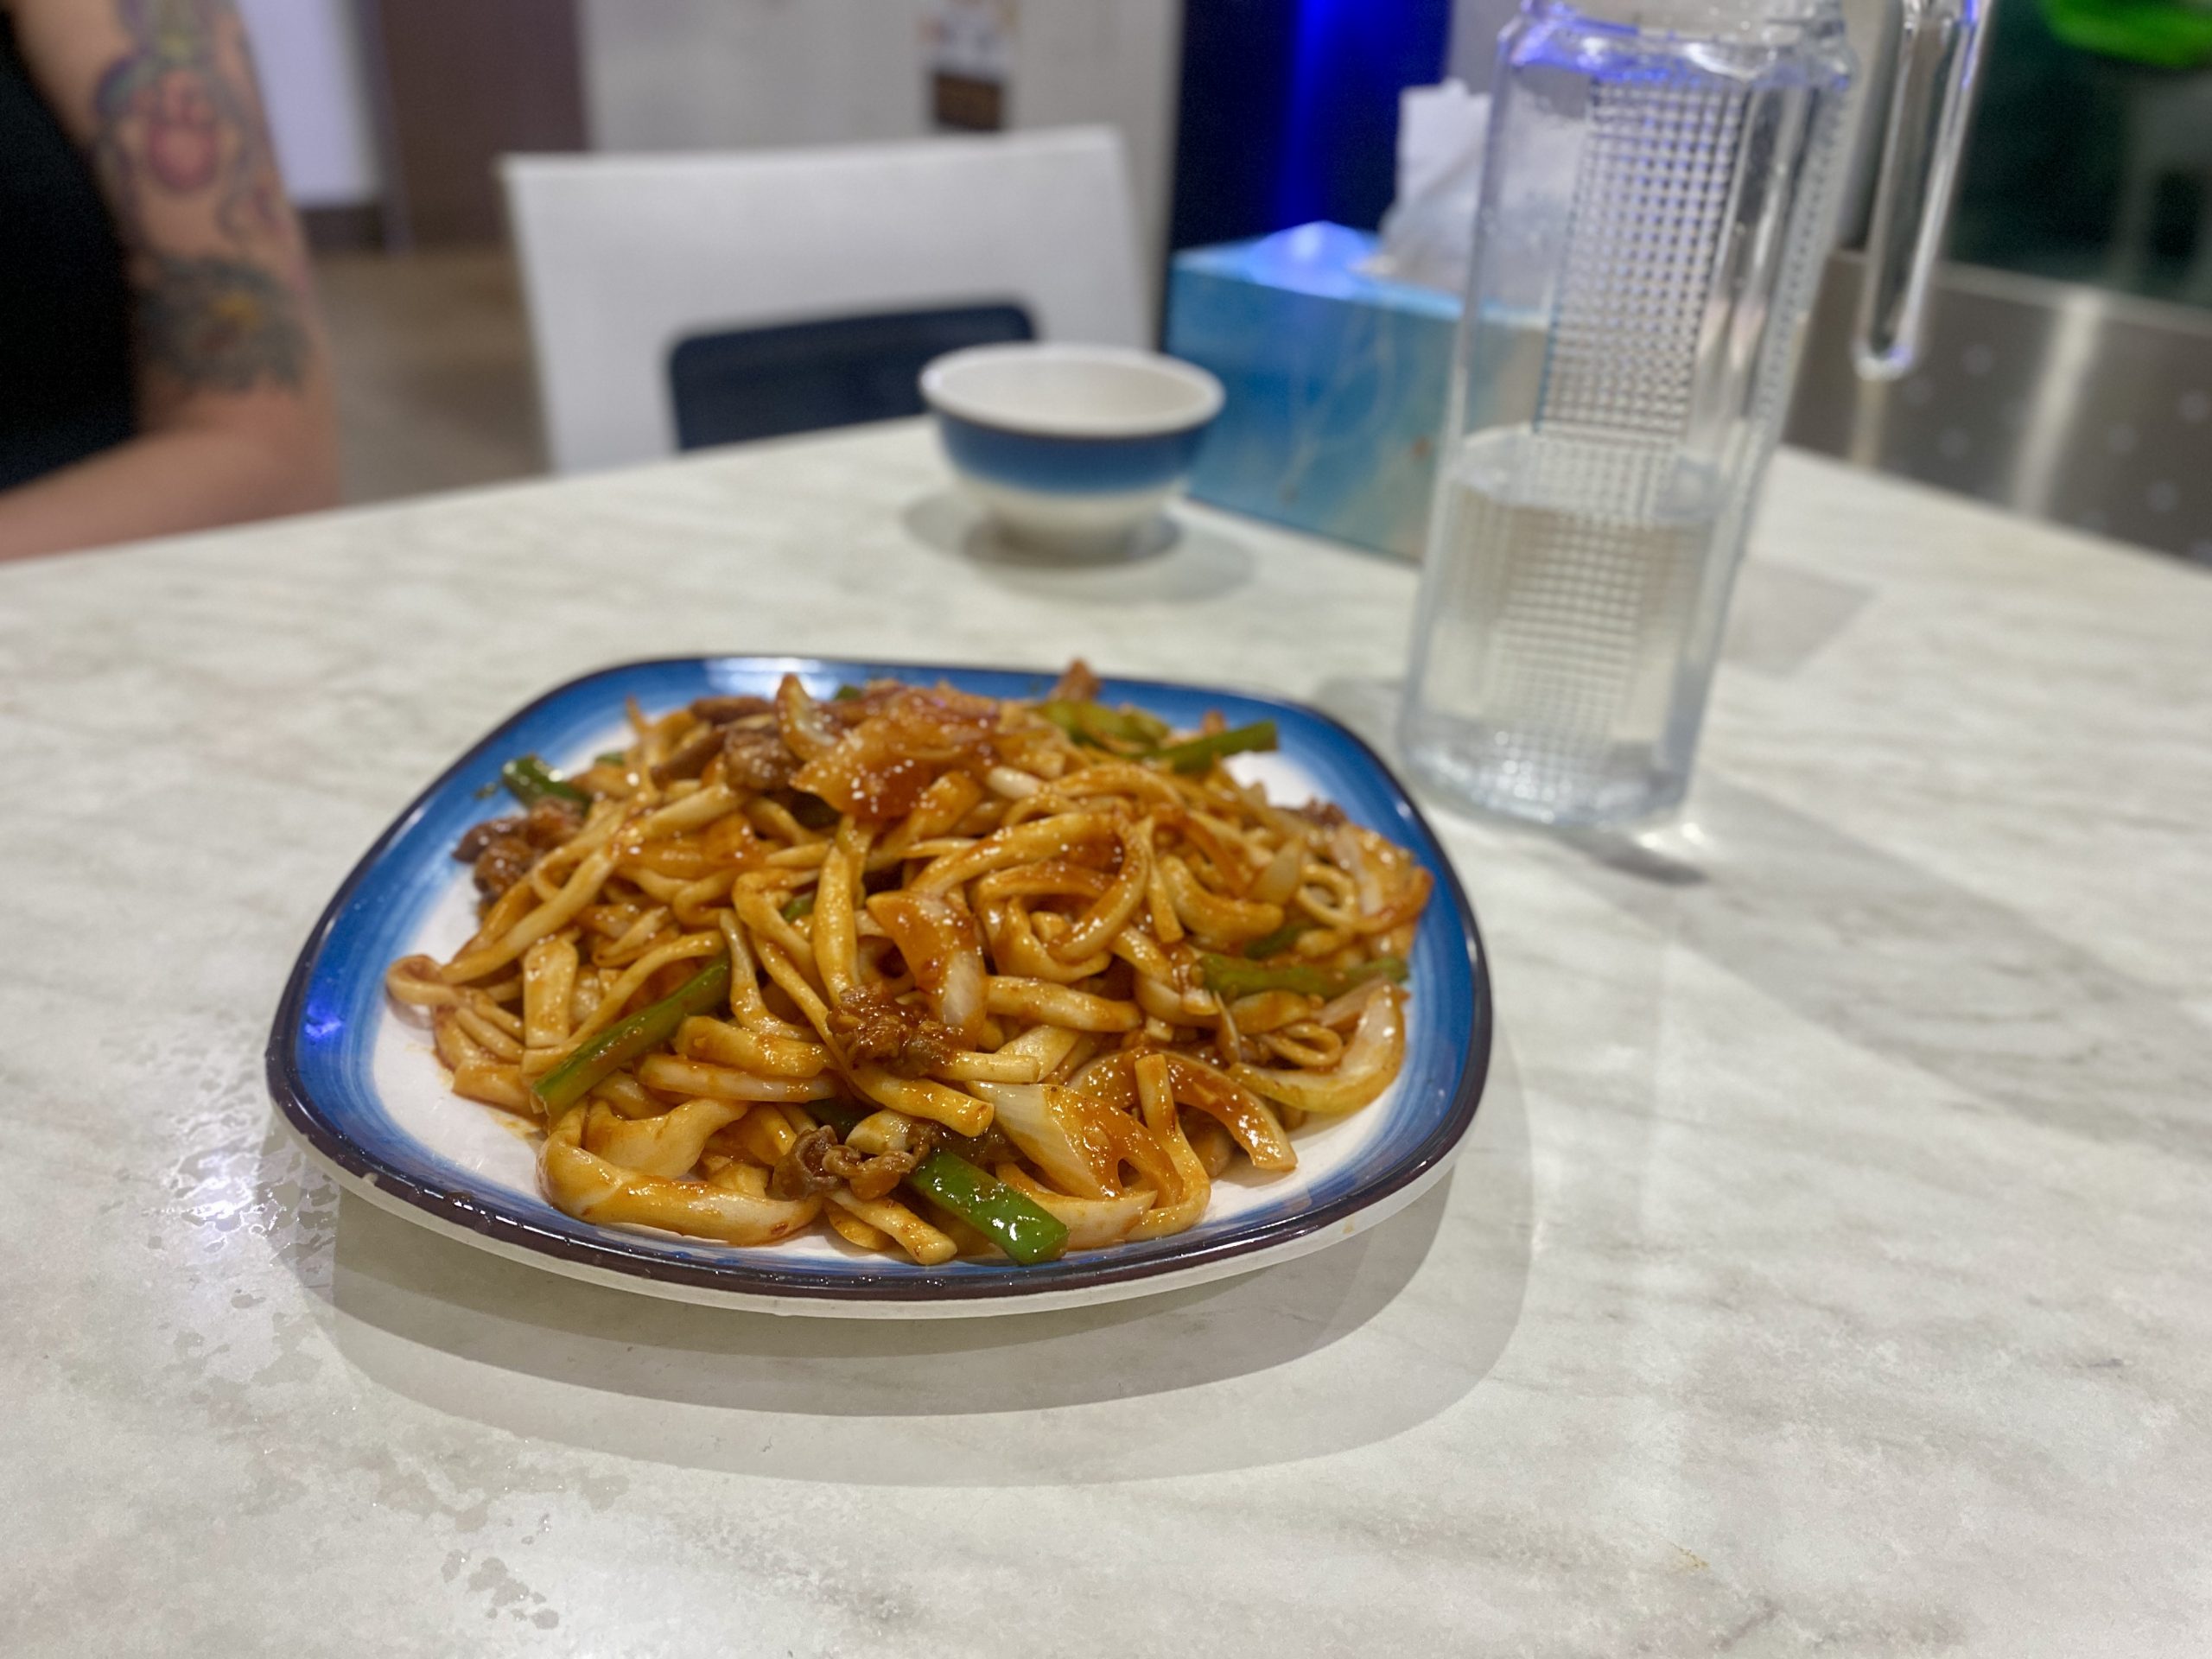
[0,13,137,489]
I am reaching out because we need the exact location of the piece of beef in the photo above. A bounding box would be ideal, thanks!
[690,695,775,724]
[455,797,578,874]
[833,986,960,1077]
[523,798,582,845]
[471,836,535,897]
[769,1126,845,1200]
[1051,659,1102,702]
[768,1122,938,1205]
[723,724,800,792]
[454,814,524,862]
[652,723,723,785]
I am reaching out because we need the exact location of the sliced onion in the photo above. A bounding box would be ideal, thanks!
[935,936,988,1041]
[1090,1092,1178,1195]
[867,889,988,1041]
[984,765,1044,799]
[1359,864,1433,934]
[1313,976,1390,1031]
[1232,984,1405,1115]
[775,673,841,761]
[1073,1049,1294,1172]
[1334,823,1382,918]
[1160,1053,1295,1171]
[1135,971,1216,1025]
[971,1082,1108,1198]
[1250,837,1305,906]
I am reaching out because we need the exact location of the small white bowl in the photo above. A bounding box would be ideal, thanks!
[920,343,1224,555]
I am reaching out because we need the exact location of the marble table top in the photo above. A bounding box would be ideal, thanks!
[3,422,2208,1656]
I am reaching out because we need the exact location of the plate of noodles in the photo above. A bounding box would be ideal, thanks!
[267,658,1491,1316]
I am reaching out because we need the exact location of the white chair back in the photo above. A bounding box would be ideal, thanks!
[501,127,1147,474]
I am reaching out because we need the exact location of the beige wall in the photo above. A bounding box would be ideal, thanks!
[1000,0,1180,276]
[581,0,931,152]
[579,0,1181,284]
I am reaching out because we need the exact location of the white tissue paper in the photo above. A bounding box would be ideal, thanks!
[1364,79,1491,298]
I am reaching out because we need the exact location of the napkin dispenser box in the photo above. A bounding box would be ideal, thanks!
[1166,222,1459,560]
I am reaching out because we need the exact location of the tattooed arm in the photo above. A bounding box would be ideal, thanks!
[0,0,339,558]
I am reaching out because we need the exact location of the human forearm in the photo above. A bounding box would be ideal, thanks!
[0,412,339,560]
[4,0,341,559]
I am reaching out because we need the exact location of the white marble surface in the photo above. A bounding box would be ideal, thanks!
[3,423,2209,1656]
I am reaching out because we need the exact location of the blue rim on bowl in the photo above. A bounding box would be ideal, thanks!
[921,343,1224,503]
[265,658,1491,1313]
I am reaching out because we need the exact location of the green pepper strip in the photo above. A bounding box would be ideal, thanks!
[1039,699,1171,751]
[1199,951,1408,1002]
[906,1150,1069,1265]
[1156,720,1278,774]
[808,1103,1069,1265]
[531,956,731,1113]
[780,889,817,923]
[1242,918,1316,960]
[502,754,590,809]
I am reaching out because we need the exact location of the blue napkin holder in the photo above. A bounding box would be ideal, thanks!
[1166,222,1459,560]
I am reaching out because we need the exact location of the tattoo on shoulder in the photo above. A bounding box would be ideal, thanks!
[92,0,283,244]
[133,254,306,392]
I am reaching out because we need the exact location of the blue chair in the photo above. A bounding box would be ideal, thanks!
[668,302,1033,450]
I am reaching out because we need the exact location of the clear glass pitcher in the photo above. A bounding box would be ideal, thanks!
[1400,0,1990,826]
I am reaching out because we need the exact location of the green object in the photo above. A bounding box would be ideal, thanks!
[806,1103,1068,1263]
[780,889,817,923]
[905,1150,1069,1264]
[1156,720,1278,774]
[1039,698,1172,751]
[1242,918,1317,960]
[593,750,629,767]
[832,684,865,702]
[2038,0,2212,69]
[1199,951,1408,1002]
[531,956,732,1112]
[501,754,589,809]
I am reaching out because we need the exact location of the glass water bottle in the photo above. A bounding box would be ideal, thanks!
[1401,0,1991,826]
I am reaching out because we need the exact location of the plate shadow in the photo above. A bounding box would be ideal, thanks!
[319,1044,1534,1487]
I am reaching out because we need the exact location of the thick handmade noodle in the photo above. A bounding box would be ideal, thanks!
[385,666,1433,1265]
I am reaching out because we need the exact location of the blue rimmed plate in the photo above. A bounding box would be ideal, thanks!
[266,658,1491,1317]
